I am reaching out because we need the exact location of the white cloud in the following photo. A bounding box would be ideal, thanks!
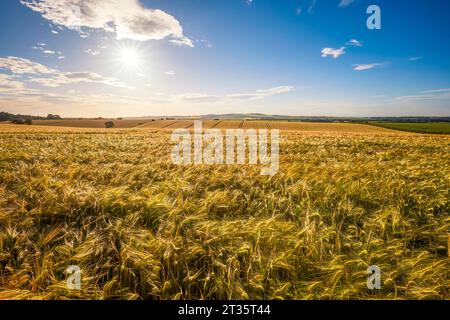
[408,56,423,61]
[0,56,128,88]
[2,85,448,118]
[169,37,194,48]
[165,70,176,76]
[395,89,450,102]
[0,56,55,74]
[176,86,294,103]
[21,0,194,46]
[422,88,450,94]
[29,71,128,88]
[229,86,294,100]
[84,49,101,56]
[321,47,346,59]
[338,0,356,7]
[353,63,382,71]
[201,39,213,48]
[0,74,26,93]
[308,0,317,14]
[32,44,62,58]
[346,39,363,47]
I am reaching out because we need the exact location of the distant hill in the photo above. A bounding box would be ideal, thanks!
[2,111,449,123]
[127,114,450,123]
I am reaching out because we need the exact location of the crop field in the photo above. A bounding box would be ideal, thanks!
[32,119,150,129]
[370,122,450,134]
[0,123,448,300]
[26,119,401,134]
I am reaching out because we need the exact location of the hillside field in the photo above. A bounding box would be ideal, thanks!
[370,122,450,134]
[30,119,398,133]
[0,122,448,300]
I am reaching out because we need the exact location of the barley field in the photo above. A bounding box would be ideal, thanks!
[30,119,399,133]
[0,122,448,300]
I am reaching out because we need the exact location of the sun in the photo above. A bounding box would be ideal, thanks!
[118,47,141,69]
[113,42,144,71]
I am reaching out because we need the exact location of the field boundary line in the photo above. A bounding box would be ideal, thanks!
[160,121,179,129]
[185,121,195,129]
[210,120,223,129]
[136,120,162,128]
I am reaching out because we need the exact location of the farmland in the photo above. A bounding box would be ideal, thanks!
[29,119,399,133]
[0,122,448,300]
[369,122,450,134]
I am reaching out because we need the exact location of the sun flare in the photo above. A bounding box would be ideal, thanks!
[118,47,141,69]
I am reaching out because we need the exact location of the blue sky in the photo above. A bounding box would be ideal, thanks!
[0,0,449,117]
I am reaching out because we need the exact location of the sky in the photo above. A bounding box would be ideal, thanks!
[0,0,449,117]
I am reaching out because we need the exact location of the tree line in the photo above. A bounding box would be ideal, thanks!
[0,112,62,125]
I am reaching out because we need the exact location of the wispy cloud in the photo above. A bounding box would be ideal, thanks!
[176,86,294,103]
[32,43,63,58]
[228,86,294,100]
[84,49,101,56]
[394,88,450,102]
[197,38,213,48]
[169,37,194,48]
[0,74,26,93]
[20,0,194,47]
[346,39,363,47]
[0,56,55,74]
[408,56,423,61]
[0,56,129,88]
[338,0,356,7]
[422,88,450,94]
[308,0,317,14]
[353,63,382,71]
[321,47,346,59]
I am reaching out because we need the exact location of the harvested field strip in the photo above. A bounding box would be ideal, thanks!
[210,120,223,129]
[243,121,271,130]
[135,120,162,128]
[33,120,154,128]
[163,121,194,129]
[158,121,180,129]
[185,121,195,129]
[214,121,242,129]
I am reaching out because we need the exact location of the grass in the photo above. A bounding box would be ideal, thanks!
[369,122,450,134]
[0,124,449,300]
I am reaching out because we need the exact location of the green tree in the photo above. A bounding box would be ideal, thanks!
[105,121,115,128]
